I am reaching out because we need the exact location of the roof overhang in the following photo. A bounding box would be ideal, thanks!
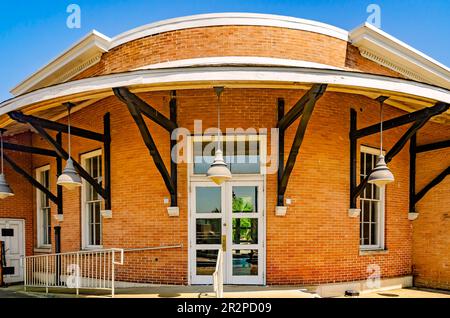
[1,65,449,130]
[10,30,111,96]
[349,23,450,89]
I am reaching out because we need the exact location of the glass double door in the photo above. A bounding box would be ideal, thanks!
[190,180,264,285]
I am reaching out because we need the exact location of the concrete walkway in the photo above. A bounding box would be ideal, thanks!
[3,284,450,298]
[0,286,40,298]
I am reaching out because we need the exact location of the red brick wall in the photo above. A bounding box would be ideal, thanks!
[19,88,443,285]
[4,82,448,288]
[74,26,401,81]
[412,122,450,290]
[0,132,34,257]
[1,21,447,288]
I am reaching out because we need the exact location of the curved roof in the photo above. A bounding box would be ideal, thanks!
[8,13,450,97]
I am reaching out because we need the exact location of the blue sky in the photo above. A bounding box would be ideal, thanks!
[0,0,449,101]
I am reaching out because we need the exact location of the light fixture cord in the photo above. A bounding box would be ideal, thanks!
[68,106,72,158]
[380,101,384,156]
[217,92,221,151]
[0,131,4,175]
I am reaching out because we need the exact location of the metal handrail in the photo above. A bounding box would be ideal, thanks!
[123,244,183,252]
[213,248,224,298]
[23,248,124,297]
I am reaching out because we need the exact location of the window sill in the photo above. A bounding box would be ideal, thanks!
[34,247,52,253]
[359,249,389,256]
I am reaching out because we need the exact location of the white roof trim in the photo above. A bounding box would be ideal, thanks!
[1,66,449,116]
[133,56,344,71]
[10,30,111,96]
[349,23,450,89]
[111,12,349,48]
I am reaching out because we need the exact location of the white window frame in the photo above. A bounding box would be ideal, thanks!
[36,165,51,249]
[188,134,267,180]
[81,149,103,249]
[359,145,385,251]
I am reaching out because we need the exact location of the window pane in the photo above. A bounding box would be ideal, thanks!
[196,250,218,275]
[363,223,370,245]
[366,153,373,175]
[371,201,379,221]
[232,218,258,244]
[232,187,257,213]
[360,152,365,175]
[363,201,370,222]
[193,140,260,175]
[89,219,94,245]
[366,182,373,198]
[371,223,377,246]
[196,219,221,244]
[196,187,221,213]
[232,250,258,276]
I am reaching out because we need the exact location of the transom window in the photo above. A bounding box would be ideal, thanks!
[192,136,261,175]
[360,146,385,250]
[82,150,103,247]
[36,166,51,247]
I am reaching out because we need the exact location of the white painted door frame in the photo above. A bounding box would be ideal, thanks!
[189,178,265,285]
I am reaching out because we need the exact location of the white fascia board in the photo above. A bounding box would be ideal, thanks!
[1,66,450,117]
[350,23,450,88]
[133,56,345,71]
[111,12,349,48]
[10,30,112,96]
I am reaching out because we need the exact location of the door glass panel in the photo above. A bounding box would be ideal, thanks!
[232,250,258,276]
[196,219,222,244]
[196,187,221,213]
[232,187,257,213]
[196,250,218,275]
[232,218,258,244]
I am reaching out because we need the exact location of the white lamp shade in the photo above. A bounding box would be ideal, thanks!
[207,149,232,185]
[57,158,82,190]
[368,155,395,187]
[0,173,14,199]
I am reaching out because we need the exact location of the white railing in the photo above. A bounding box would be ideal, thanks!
[23,248,124,297]
[213,248,224,298]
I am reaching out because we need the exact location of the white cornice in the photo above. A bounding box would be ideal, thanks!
[10,30,111,96]
[110,12,349,48]
[349,23,450,89]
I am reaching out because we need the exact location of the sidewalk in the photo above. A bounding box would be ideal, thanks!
[6,284,319,298]
[3,284,450,298]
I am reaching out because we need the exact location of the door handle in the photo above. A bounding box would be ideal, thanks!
[221,235,227,252]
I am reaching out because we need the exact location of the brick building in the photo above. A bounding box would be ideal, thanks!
[0,13,448,295]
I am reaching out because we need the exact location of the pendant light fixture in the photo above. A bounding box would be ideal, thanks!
[0,129,14,199]
[207,87,232,185]
[368,98,395,187]
[57,104,82,190]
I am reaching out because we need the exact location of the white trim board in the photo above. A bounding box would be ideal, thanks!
[1,66,450,118]
[133,56,344,71]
